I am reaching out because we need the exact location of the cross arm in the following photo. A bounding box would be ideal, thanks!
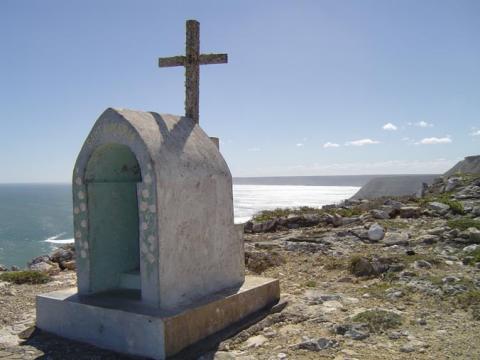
[199,53,228,65]
[158,56,186,67]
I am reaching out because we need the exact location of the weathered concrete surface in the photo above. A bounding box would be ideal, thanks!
[72,108,244,310]
[36,276,280,359]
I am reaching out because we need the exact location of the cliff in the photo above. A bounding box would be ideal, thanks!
[350,174,438,200]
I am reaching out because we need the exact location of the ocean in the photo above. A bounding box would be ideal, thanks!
[0,182,359,268]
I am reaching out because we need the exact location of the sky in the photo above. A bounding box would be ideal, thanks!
[0,0,479,182]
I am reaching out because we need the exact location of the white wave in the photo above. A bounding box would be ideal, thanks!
[44,233,74,244]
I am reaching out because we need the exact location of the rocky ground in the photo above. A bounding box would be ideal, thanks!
[1,174,480,359]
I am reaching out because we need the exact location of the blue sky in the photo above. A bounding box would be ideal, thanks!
[1,0,479,182]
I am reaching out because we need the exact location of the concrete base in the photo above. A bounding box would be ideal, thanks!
[36,276,280,359]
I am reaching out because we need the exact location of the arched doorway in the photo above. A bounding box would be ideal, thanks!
[85,143,142,294]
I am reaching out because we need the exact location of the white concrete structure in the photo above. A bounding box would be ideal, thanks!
[70,108,244,310]
[36,108,280,359]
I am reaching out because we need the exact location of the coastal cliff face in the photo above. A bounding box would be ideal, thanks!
[350,175,438,200]
[350,155,480,201]
[1,173,480,359]
[445,155,480,177]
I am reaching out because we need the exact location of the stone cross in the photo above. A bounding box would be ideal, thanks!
[158,20,228,124]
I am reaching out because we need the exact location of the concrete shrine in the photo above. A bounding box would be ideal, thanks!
[36,20,279,360]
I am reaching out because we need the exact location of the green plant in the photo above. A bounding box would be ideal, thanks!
[448,218,480,231]
[252,206,324,222]
[0,270,51,284]
[455,290,480,309]
[417,193,465,214]
[305,280,317,288]
[352,309,402,333]
[463,248,480,266]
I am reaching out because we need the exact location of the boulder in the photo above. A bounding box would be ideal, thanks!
[29,261,60,275]
[368,223,385,241]
[382,232,409,247]
[428,202,450,214]
[444,177,462,192]
[61,260,76,271]
[371,209,389,220]
[416,234,440,245]
[399,206,421,219]
[0,264,7,272]
[384,199,404,209]
[468,227,480,243]
[292,338,338,351]
[252,219,277,233]
[50,247,74,264]
[28,255,50,267]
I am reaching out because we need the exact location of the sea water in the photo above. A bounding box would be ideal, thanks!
[0,183,359,267]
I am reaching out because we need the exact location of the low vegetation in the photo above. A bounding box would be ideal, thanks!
[0,270,51,284]
[417,192,465,215]
[352,309,402,333]
[447,218,480,231]
[252,206,322,222]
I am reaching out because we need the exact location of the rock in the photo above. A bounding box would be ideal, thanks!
[243,221,253,233]
[463,244,480,253]
[244,335,267,348]
[383,232,409,247]
[445,177,462,192]
[344,328,369,340]
[331,214,343,227]
[428,226,447,236]
[472,207,480,217]
[468,227,480,243]
[61,260,76,271]
[414,260,433,269]
[342,216,362,226]
[10,265,19,271]
[28,255,50,267]
[245,250,284,273]
[304,290,341,305]
[428,201,450,214]
[29,261,60,275]
[292,338,338,351]
[416,182,429,198]
[350,257,375,277]
[368,223,385,242]
[381,205,398,218]
[416,234,439,245]
[399,206,421,219]
[252,219,277,233]
[349,257,388,277]
[384,199,404,209]
[0,264,7,271]
[50,247,74,265]
[284,242,327,253]
[371,209,389,219]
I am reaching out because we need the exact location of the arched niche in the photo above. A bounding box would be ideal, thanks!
[85,143,142,294]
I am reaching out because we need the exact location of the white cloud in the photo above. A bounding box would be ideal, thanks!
[345,138,380,146]
[417,136,452,145]
[470,130,480,136]
[413,121,434,128]
[382,123,398,131]
[323,142,340,148]
[296,143,304,147]
[247,147,261,152]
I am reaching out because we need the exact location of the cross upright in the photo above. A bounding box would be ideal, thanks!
[158,20,228,125]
